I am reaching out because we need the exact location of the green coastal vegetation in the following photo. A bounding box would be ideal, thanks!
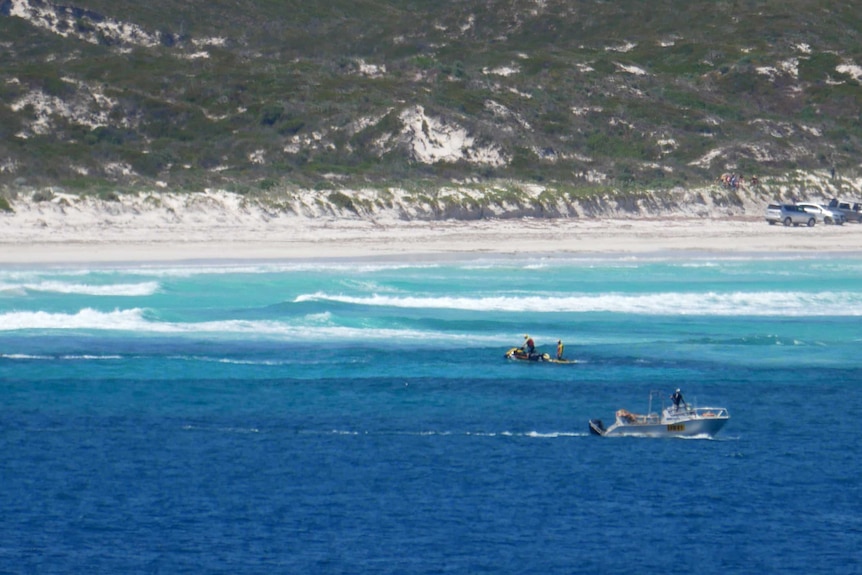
[1,0,861,211]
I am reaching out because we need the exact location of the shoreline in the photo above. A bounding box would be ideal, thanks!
[3,176,862,265]
[3,217,862,265]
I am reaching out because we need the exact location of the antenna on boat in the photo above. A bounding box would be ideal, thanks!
[648,389,661,414]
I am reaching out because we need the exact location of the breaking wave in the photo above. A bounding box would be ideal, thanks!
[0,308,150,331]
[0,280,160,296]
[0,353,123,360]
[295,290,862,316]
[0,308,490,341]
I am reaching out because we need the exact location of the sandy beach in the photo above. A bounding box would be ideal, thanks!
[3,189,862,264]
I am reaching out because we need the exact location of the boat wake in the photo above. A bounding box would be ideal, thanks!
[303,429,591,438]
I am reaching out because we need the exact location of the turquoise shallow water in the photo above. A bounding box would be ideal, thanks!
[1,255,861,573]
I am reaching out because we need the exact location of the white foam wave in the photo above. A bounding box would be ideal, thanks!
[0,353,122,360]
[116,261,439,277]
[0,280,160,296]
[61,355,123,360]
[181,356,286,366]
[1,353,52,360]
[296,290,862,316]
[0,308,150,331]
[0,308,495,341]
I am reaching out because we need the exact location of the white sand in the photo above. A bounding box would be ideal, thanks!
[2,190,862,264]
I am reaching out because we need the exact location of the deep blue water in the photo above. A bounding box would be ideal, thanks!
[2,256,861,574]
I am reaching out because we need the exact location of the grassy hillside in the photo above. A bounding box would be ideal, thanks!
[2,0,861,196]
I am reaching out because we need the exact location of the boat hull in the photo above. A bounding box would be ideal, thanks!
[590,413,729,438]
[504,347,577,364]
[591,395,730,438]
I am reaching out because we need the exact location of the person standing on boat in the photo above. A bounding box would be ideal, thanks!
[556,339,565,360]
[671,388,687,410]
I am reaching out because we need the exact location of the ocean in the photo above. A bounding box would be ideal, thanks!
[1,255,861,574]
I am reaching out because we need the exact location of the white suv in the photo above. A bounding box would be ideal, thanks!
[765,204,816,227]
[796,202,845,225]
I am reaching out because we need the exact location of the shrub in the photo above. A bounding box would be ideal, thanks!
[32,190,55,202]
[798,53,842,83]
[327,191,357,213]
[258,178,278,191]
[260,105,284,126]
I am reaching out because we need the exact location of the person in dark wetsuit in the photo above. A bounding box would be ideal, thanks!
[671,389,687,410]
[522,334,536,358]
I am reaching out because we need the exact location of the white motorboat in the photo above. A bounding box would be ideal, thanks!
[589,390,729,438]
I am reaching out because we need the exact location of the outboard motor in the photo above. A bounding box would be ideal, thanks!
[589,419,606,436]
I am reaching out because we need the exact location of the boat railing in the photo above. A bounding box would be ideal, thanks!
[662,405,729,421]
[691,406,729,419]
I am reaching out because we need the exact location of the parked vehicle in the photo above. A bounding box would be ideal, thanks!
[796,202,845,225]
[765,204,816,227]
[827,199,862,223]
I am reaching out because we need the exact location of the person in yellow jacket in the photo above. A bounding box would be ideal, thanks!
[556,339,564,360]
